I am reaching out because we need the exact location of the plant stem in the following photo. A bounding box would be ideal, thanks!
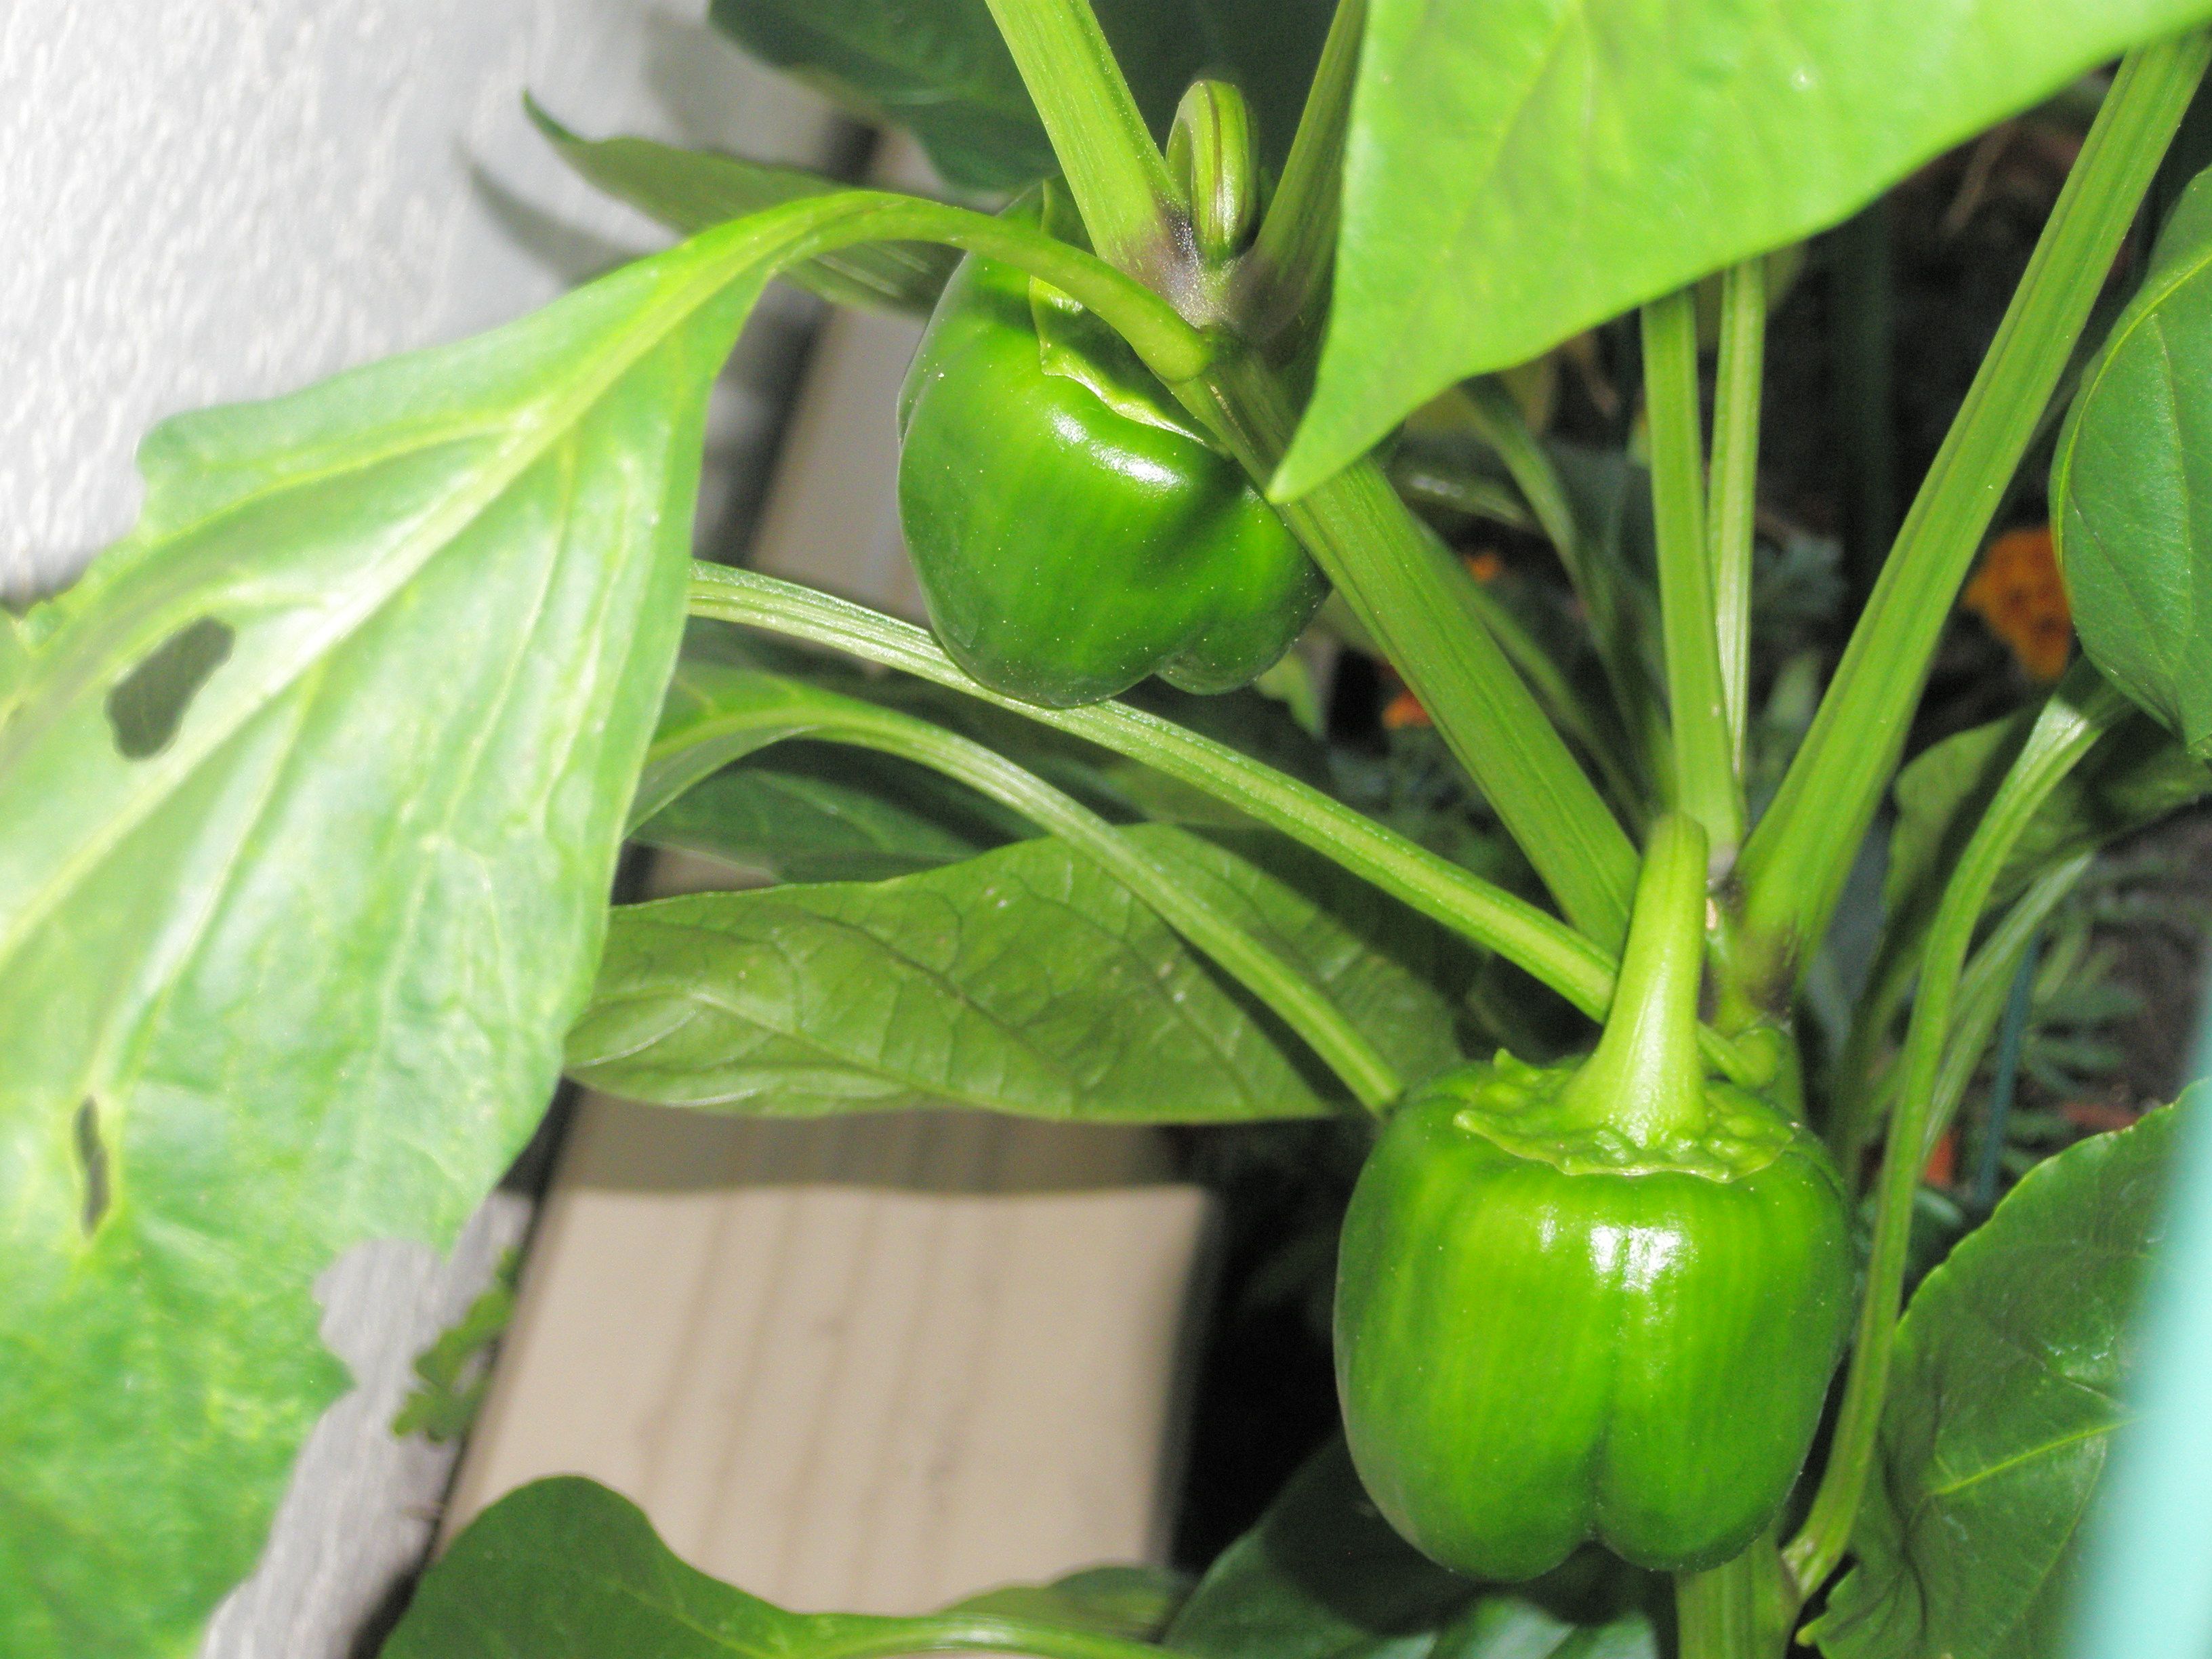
[1242,0,1364,346]
[761,188,1210,380]
[1708,259,1766,766]
[979,0,1181,280]
[1192,348,1641,949]
[684,565,1759,1084]
[1676,1540,1790,1659]
[743,684,1405,1111]
[1732,33,2209,1003]
[1556,815,1709,1143]
[1785,676,2125,1600]
[1642,290,1743,857]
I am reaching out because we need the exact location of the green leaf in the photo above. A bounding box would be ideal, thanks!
[1809,1103,2187,1659]
[0,199,867,1652]
[639,745,1032,881]
[2055,166,2212,756]
[385,1474,1172,1659]
[528,98,961,314]
[707,0,1334,193]
[1166,1439,1658,1659]
[1279,0,2212,495]
[569,823,1465,1120]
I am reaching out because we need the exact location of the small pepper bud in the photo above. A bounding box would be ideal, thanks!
[1166,79,1260,265]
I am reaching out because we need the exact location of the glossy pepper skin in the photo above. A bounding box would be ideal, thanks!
[1334,818,1851,1580]
[895,202,1326,708]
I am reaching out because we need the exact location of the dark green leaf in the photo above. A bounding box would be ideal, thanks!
[1166,1439,1658,1659]
[639,745,1031,881]
[569,823,1465,1120]
[707,0,1333,192]
[0,201,842,1651]
[1809,1103,2186,1659]
[2055,167,2212,756]
[529,98,960,314]
[1279,0,2212,495]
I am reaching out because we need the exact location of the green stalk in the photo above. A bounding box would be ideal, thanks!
[1192,349,1640,949]
[979,0,1181,279]
[1734,33,2209,1002]
[684,565,1758,1084]
[1555,814,1708,1143]
[1676,1540,1790,1659]
[1242,0,1365,346]
[1708,259,1767,764]
[1460,575,1648,820]
[760,188,1209,380]
[1642,289,1743,856]
[972,0,1639,945]
[1785,678,2127,1601]
[733,684,1404,1111]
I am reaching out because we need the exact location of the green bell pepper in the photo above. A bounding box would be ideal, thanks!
[895,192,1326,708]
[1335,817,1850,1579]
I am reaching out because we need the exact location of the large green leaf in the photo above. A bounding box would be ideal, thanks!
[1809,1103,2187,1659]
[384,1474,1175,1658]
[568,823,1465,1120]
[0,203,860,1652]
[1166,1439,1658,1659]
[2055,167,2212,756]
[707,0,1333,192]
[529,100,961,315]
[1277,0,2212,496]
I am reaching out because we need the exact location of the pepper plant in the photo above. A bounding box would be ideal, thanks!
[9,1,2212,1655]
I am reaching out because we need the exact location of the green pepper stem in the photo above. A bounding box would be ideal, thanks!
[1554,814,1711,1145]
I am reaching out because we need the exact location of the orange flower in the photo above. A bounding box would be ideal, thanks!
[1465,550,1504,584]
[1962,525,2072,682]
[1382,688,1432,730]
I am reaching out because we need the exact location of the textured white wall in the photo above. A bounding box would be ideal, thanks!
[1,0,841,600]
